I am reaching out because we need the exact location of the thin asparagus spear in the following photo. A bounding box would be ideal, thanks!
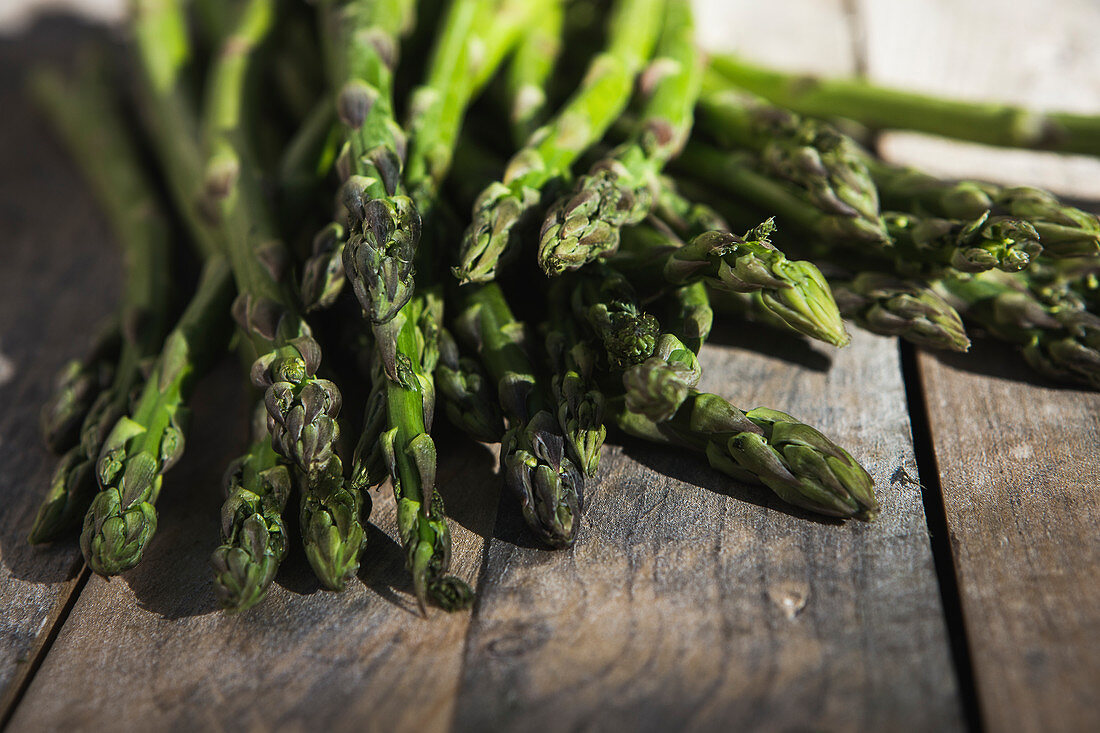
[505,0,564,144]
[614,220,851,347]
[709,54,1100,156]
[80,257,234,575]
[28,63,172,541]
[538,0,700,274]
[299,0,417,314]
[661,281,713,355]
[546,281,606,477]
[202,0,365,590]
[211,406,294,613]
[938,271,1100,389]
[455,0,666,283]
[456,283,584,547]
[868,160,1100,259]
[832,273,971,352]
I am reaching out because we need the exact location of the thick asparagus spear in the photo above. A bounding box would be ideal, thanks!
[505,0,564,144]
[80,258,234,575]
[938,271,1100,389]
[709,54,1100,156]
[211,406,294,612]
[456,283,584,548]
[454,0,666,283]
[613,357,879,520]
[29,65,173,541]
[832,273,971,352]
[538,0,700,274]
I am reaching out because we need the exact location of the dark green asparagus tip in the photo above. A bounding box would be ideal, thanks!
[300,457,369,591]
[428,575,475,612]
[343,185,421,325]
[40,325,120,453]
[28,448,97,544]
[622,335,702,422]
[591,302,660,369]
[80,454,161,576]
[455,181,538,284]
[997,186,1100,258]
[538,156,652,276]
[299,223,346,312]
[504,411,584,548]
[833,274,971,352]
[436,329,505,443]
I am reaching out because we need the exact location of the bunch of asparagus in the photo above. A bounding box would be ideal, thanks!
[29,0,1100,614]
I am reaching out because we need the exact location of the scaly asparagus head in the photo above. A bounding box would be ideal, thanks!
[832,273,971,352]
[656,221,851,347]
[211,418,293,612]
[616,392,879,520]
[299,455,369,591]
[300,222,346,312]
[545,298,606,477]
[621,333,702,422]
[572,268,661,369]
[886,210,1042,274]
[996,186,1100,258]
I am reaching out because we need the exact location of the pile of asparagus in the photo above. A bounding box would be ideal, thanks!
[29,0,1100,613]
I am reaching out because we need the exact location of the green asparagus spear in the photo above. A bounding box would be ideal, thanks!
[538,0,701,274]
[614,381,879,520]
[709,54,1100,156]
[28,63,172,541]
[939,271,1100,389]
[883,209,1042,274]
[457,283,584,547]
[455,0,666,283]
[81,258,234,575]
[832,273,971,352]
[435,327,505,442]
[211,406,294,613]
[661,282,713,355]
[505,0,564,144]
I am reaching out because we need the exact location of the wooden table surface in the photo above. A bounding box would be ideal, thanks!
[1,1,1099,731]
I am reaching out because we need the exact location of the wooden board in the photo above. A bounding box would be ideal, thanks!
[860,0,1100,730]
[0,23,115,720]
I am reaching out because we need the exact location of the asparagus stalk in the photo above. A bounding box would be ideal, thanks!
[80,257,234,575]
[832,273,971,352]
[28,64,172,541]
[299,0,418,314]
[613,384,879,519]
[505,0,564,144]
[202,0,365,590]
[456,283,584,547]
[709,54,1100,156]
[661,281,713,355]
[538,0,701,274]
[938,271,1100,389]
[546,281,606,477]
[455,0,666,283]
[211,406,294,612]
[868,160,1100,259]
[614,220,852,347]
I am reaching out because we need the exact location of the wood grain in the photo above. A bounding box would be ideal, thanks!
[861,0,1100,730]
[0,25,116,719]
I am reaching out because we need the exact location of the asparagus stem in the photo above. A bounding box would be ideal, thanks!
[505,0,564,145]
[710,54,1100,156]
[455,0,666,283]
[662,281,713,355]
[538,0,701,274]
[81,257,235,575]
[211,406,294,613]
[457,283,584,548]
[28,61,172,541]
[613,388,879,520]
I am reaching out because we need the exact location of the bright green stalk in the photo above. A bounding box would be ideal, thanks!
[614,220,851,347]
[538,0,700,274]
[939,271,1100,389]
[457,283,584,548]
[613,388,879,519]
[28,64,172,541]
[202,0,365,590]
[81,257,234,575]
[832,273,971,352]
[710,54,1100,156]
[455,0,666,283]
[211,407,294,612]
[505,0,564,144]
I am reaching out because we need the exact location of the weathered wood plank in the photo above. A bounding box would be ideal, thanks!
[861,0,1100,730]
[450,5,961,729]
[0,24,117,720]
